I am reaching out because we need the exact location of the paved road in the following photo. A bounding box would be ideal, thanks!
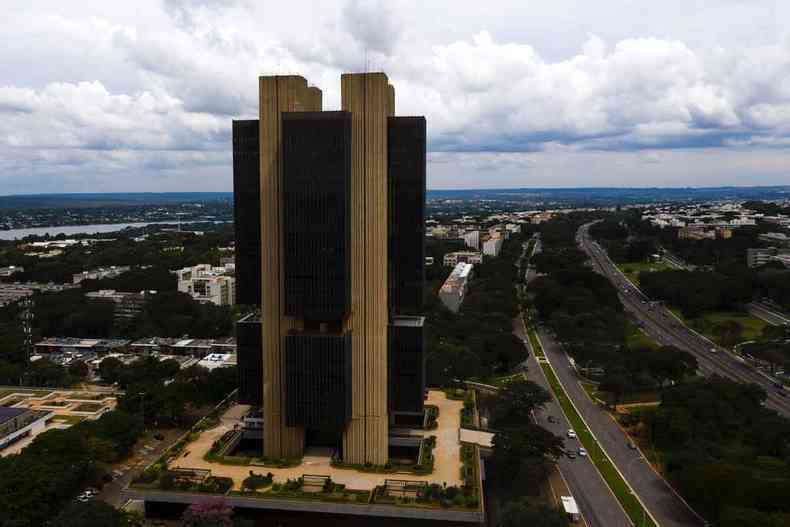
[578,223,790,417]
[536,326,702,527]
[515,319,632,527]
[99,429,183,507]
[747,302,790,326]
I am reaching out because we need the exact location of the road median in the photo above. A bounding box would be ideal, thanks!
[527,326,658,527]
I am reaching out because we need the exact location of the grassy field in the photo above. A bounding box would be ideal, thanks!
[625,321,659,350]
[52,415,84,425]
[670,309,767,347]
[529,329,657,527]
[617,261,672,285]
[526,239,537,258]
[0,389,53,401]
[525,322,545,358]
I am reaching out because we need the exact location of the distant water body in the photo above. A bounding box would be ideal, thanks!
[0,221,214,240]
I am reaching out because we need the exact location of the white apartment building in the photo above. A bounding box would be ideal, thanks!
[73,266,131,285]
[439,262,473,313]
[747,248,790,268]
[463,230,480,250]
[759,232,790,248]
[483,236,503,257]
[443,251,483,267]
[0,266,23,278]
[175,264,236,306]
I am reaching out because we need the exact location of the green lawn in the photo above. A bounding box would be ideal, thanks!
[670,309,767,347]
[526,323,545,358]
[617,261,671,285]
[529,330,657,527]
[0,389,53,401]
[625,321,659,351]
[52,415,84,425]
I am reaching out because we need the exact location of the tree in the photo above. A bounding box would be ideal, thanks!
[492,424,565,467]
[99,356,123,384]
[491,378,551,429]
[713,320,743,348]
[0,359,24,385]
[599,373,630,405]
[648,347,698,386]
[23,358,72,387]
[69,359,90,380]
[181,500,234,527]
[50,500,139,527]
[499,499,569,527]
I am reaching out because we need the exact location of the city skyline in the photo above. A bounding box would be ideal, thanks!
[2,0,790,194]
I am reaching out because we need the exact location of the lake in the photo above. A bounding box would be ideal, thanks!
[1,222,181,240]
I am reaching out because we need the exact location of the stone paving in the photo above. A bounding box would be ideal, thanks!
[171,390,465,491]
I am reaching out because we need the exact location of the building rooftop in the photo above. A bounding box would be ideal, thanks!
[0,406,28,426]
[392,316,426,327]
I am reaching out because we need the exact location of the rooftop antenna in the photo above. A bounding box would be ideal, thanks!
[21,297,34,364]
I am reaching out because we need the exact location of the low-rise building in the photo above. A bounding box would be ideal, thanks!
[443,251,483,267]
[128,337,237,358]
[197,353,237,370]
[73,266,131,285]
[0,407,54,453]
[463,230,480,250]
[0,282,79,307]
[0,266,23,278]
[747,247,790,268]
[0,284,33,306]
[439,262,473,313]
[175,264,235,306]
[482,236,503,257]
[34,337,130,355]
[678,227,715,241]
[716,227,733,239]
[85,289,154,321]
[759,232,790,248]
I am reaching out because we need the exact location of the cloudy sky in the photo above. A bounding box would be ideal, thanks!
[1,0,790,194]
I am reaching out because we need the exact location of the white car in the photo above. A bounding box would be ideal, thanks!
[567,429,577,439]
[578,447,588,457]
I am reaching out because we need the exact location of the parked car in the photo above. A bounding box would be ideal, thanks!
[578,447,588,457]
[566,451,577,459]
[567,429,577,439]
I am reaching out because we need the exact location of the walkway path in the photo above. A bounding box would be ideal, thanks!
[171,390,464,491]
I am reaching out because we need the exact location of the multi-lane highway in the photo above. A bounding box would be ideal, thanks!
[535,325,702,527]
[748,301,790,326]
[577,223,790,417]
[515,319,632,527]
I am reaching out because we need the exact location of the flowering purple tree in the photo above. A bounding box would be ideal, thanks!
[181,499,233,527]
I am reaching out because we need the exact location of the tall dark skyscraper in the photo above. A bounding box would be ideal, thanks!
[233,72,425,465]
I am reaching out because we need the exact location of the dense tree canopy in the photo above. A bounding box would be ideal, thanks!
[490,378,551,429]
[640,270,752,317]
[50,499,140,527]
[0,410,145,527]
[116,359,237,427]
[499,499,570,527]
[424,230,530,384]
[639,377,790,523]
